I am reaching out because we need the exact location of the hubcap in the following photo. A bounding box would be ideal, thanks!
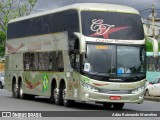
[62,89,67,103]
[54,88,58,101]
[20,87,23,96]
[13,83,18,97]
[14,84,18,93]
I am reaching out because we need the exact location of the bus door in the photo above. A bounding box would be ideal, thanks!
[70,52,80,100]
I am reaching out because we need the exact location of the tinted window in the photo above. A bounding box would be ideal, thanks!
[81,11,144,40]
[153,78,159,84]
[7,10,79,39]
[84,44,146,77]
[23,51,64,72]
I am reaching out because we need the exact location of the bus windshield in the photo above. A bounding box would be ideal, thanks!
[83,44,146,79]
[81,11,144,40]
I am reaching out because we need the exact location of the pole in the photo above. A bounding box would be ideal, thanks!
[152,4,155,39]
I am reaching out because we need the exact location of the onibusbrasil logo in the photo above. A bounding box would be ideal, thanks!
[42,75,49,93]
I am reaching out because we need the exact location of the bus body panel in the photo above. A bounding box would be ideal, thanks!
[5,3,146,106]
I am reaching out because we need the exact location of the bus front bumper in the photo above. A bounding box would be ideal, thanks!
[80,87,145,104]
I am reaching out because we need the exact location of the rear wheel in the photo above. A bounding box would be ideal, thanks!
[19,81,27,99]
[62,85,74,107]
[50,84,56,103]
[54,87,62,105]
[12,82,19,98]
[113,103,124,110]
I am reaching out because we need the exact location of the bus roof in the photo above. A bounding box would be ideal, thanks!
[9,3,139,23]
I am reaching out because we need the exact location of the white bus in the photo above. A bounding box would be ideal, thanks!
[5,3,157,109]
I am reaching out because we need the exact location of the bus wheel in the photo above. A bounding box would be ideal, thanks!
[12,82,19,98]
[19,81,27,99]
[103,103,112,109]
[62,85,74,107]
[113,103,124,110]
[54,87,62,105]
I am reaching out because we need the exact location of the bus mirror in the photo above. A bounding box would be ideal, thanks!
[146,37,159,57]
[74,32,86,54]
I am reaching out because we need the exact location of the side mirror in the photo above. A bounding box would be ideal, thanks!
[146,36,158,57]
[74,32,86,54]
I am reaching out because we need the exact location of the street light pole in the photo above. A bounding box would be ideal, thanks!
[152,4,155,39]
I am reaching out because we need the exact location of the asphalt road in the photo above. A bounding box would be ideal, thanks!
[0,89,160,120]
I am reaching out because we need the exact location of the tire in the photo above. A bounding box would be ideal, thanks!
[62,85,74,107]
[12,82,19,98]
[19,81,27,99]
[50,84,56,103]
[113,103,124,110]
[54,87,62,105]
[103,103,112,109]
[0,82,3,89]
[145,89,150,96]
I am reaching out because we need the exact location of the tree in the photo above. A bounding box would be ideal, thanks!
[0,0,37,57]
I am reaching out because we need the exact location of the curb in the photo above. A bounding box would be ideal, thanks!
[144,96,160,102]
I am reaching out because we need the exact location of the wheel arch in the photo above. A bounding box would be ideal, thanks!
[12,75,17,92]
[59,77,67,90]
[18,75,23,88]
[50,78,58,96]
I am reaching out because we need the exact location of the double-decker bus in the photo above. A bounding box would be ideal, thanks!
[5,3,157,109]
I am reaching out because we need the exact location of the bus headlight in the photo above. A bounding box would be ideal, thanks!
[81,81,99,92]
[131,86,145,94]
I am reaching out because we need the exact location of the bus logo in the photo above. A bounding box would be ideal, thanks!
[90,19,115,35]
[90,19,130,39]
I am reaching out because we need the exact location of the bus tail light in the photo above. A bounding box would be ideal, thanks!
[110,96,121,100]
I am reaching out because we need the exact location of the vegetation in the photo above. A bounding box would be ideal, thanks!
[146,38,160,52]
[0,0,37,57]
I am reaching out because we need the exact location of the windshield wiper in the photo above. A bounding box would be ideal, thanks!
[87,72,109,78]
[87,72,117,78]
[110,73,116,76]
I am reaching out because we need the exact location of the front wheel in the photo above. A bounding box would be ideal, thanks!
[113,103,124,110]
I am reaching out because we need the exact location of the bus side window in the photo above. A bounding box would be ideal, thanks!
[70,52,80,71]
[70,38,80,71]
[75,53,80,71]
[148,56,157,71]
[156,57,160,71]
[56,52,64,72]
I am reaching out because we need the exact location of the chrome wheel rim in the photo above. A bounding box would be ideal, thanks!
[14,84,18,95]
[54,88,58,101]
[62,89,67,104]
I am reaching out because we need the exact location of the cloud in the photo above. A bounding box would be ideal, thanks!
[32,0,160,17]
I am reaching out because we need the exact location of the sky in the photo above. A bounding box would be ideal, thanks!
[32,0,160,18]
